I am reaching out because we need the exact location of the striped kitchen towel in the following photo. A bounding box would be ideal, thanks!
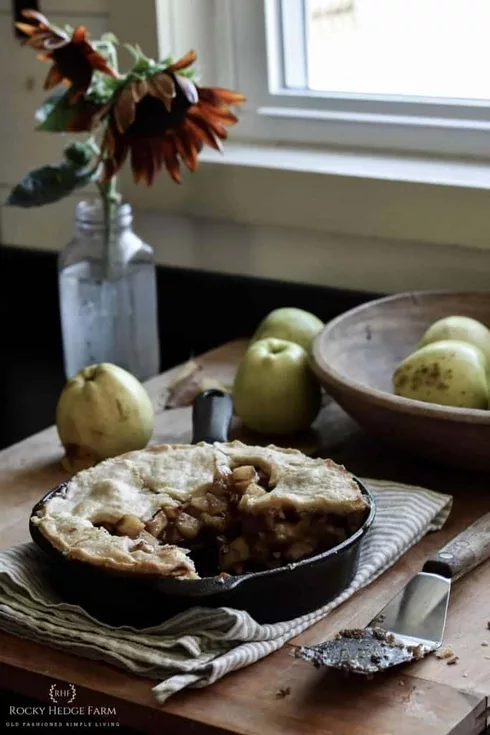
[0,479,452,703]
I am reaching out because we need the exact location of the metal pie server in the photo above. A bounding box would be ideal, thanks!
[294,513,490,674]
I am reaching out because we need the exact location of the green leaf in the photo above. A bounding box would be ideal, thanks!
[93,37,119,73]
[100,32,119,45]
[87,73,125,105]
[35,88,83,132]
[64,141,97,167]
[4,162,99,208]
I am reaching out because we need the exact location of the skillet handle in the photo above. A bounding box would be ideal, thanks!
[192,390,234,444]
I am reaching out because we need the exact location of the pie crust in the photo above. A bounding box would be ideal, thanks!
[31,441,369,579]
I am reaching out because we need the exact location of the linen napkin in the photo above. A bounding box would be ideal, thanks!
[0,479,452,703]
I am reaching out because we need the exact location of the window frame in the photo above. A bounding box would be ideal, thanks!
[228,0,490,159]
[103,0,490,271]
[108,0,490,159]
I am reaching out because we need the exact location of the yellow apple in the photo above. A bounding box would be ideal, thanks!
[419,315,490,366]
[251,307,323,353]
[393,340,488,409]
[56,363,154,474]
[233,338,322,434]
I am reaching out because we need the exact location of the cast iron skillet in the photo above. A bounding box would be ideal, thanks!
[29,390,376,627]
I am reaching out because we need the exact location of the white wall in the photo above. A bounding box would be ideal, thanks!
[0,0,109,247]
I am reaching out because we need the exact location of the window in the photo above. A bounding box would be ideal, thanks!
[230,0,490,157]
[290,0,490,100]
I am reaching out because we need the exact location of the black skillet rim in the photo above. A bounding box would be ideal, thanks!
[29,477,376,595]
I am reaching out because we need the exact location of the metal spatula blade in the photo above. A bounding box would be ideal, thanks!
[369,571,450,646]
[294,572,449,674]
[294,513,490,675]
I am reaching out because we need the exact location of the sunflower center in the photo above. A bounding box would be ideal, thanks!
[53,43,92,89]
[128,82,192,138]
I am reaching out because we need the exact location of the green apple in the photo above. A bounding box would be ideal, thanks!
[251,307,324,353]
[233,338,322,435]
[393,340,488,409]
[56,363,154,474]
[419,315,490,366]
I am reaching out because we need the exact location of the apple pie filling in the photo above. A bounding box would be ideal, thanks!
[31,441,369,579]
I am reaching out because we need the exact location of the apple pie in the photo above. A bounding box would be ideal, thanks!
[31,441,369,579]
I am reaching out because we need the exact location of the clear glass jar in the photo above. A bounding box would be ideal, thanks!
[58,199,160,382]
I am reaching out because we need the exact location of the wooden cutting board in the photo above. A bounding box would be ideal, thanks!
[0,340,489,735]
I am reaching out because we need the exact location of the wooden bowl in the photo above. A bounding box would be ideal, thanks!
[311,291,490,471]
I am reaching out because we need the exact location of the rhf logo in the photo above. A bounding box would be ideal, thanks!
[49,683,77,705]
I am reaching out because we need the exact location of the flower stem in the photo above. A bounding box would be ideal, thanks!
[97,177,121,280]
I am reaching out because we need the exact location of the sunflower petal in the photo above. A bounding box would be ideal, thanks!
[15,22,39,36]
[198,102,238,125]
[131,140,155,186]
[147,141,163,184]
[102,135,129,183]
[67,83,90,104]
[102,125,117,157]
[148,73,175,112]
[151,138,164,173]
[142,142,158,185]
[87,52,117,77]
[72,26,88,44]
[24,31,61,50]
[186,115,223,152]
[165,50,197,73]
[175,74,199,104]
[113,85,137,134]
[43,64,63,90]
[66,102,103,132]
[132,79,149,101]
[174,126,199,172]
[190,108,228,140]
[198,87,247,106]
[21,9,51,26]
[162,136,182,183]
[44,35,70,50]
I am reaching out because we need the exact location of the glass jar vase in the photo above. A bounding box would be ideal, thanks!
[58,199,160,382]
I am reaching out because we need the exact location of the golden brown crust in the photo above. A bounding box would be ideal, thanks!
[32,441,368,578]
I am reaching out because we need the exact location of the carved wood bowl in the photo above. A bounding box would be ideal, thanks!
[311,291,490,471]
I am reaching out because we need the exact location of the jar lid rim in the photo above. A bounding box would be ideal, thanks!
[75,198,132,225]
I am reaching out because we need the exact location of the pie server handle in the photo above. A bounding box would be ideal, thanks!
[422,512,490,581]
[192,389,234,444]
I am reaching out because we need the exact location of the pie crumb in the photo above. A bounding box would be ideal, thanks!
[435,646,455,660]
[275,687,291,699]
[446,655,459,666]
[481,641,489,647]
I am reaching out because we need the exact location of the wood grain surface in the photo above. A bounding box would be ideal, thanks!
[0,339,489,735]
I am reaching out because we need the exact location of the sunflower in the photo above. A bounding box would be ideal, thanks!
[16,9,117,103]
[100,50,246,185]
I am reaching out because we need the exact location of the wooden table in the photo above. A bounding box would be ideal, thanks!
[1,340,489,735]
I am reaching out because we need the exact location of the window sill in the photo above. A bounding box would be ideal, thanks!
[198,141,490,190]
[3,142,490,294]
[122,141,490,252]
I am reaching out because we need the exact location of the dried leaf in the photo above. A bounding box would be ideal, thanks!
[165,361,202,409]
[165,360,231,408]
